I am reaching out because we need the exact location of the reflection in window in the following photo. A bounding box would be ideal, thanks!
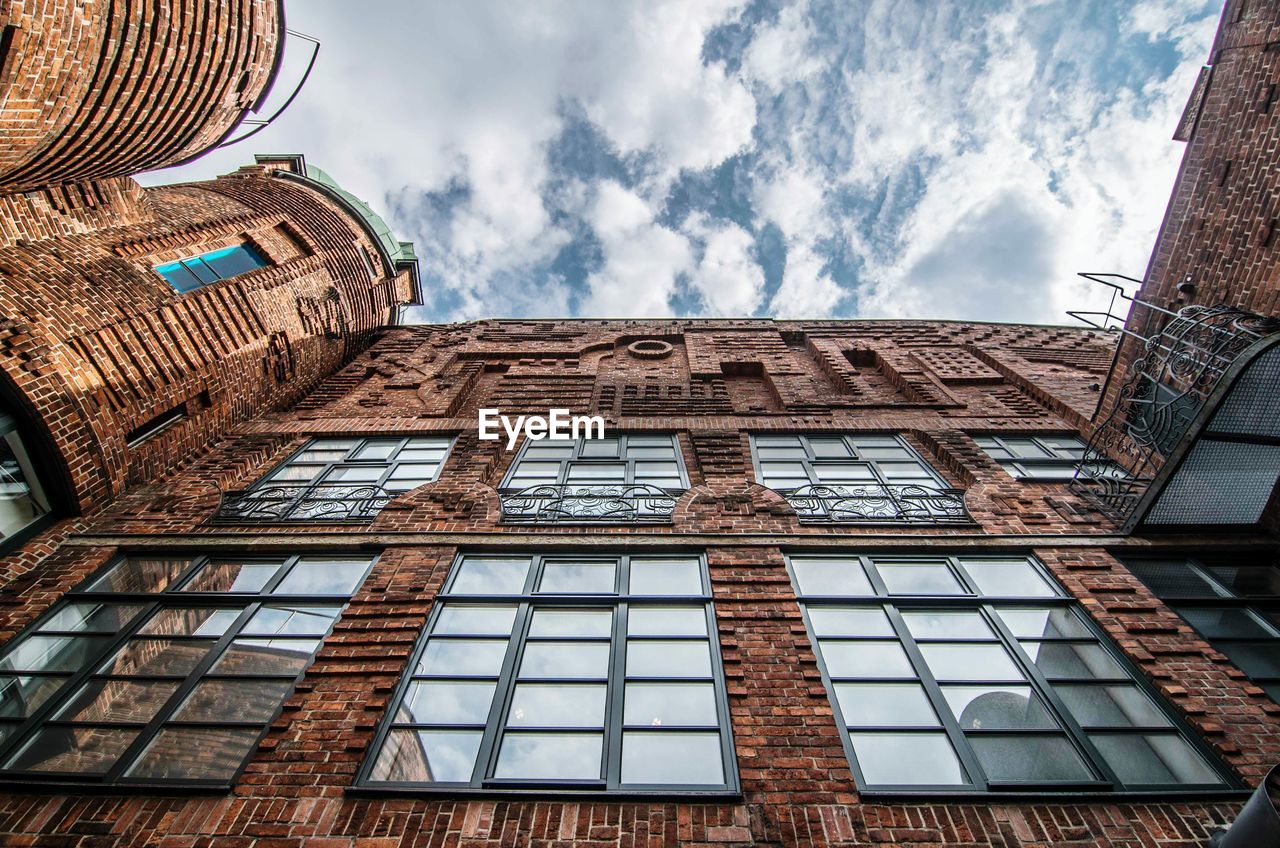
[0,411,52,550]
[361,552,736,792]
[974,435,1126,481]
[749,434,969,524]
[155,244,268,293]
[0,553,374,785]
[218,436,453,523]
[499,435,688,524]
[789,553,1228,793]
[1123,554,1280,703]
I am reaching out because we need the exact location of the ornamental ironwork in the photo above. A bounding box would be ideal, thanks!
[1071,284,1280,522]
[781,483,972,525]
[216,482,394,523]
[499,483,679,524]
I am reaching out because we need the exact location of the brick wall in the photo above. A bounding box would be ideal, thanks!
[0,318,1270,846]
[0,0,281,193]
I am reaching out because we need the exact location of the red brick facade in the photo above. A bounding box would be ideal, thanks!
[0,0,282,194]
[0,319,1270,846]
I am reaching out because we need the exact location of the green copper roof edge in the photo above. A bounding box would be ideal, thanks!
[256,154,422,308]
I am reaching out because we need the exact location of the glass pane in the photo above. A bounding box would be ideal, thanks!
[242,606,340,637]
[273,558,369,595]
[919,644,1024,682]
[322,466,383,483]
[6,726,138,774]
[580,439,619,458]
[565,463,625,482]
[157,261,202,292]
[127,727,260,781]
[627,607,707,637]
[624,683,718,727]
[435,606,518,636]
[1204,565,1280,597]
[38,603,145,633]
[1124,560,1225,598]
[494,733,602,780]
[89,557,191,593]
[292,449,349,463]
[399,681,497,725]
[942,686,1057,729]
[1004,438,1052,458]
[202,244,266,278]
[369,729,481,782]
[901,611,992,639]
[173,679,294,723]
[812,463,876,483]
[1089,733,1223,785]
[351,440,399,460]
[451,558,531,595]
[876,562,964,595]
[809,438,852,458]
[398,448,448,462]
[621,732,723,785]
[519,643,610,679]
[996,607,1092,639]
[877,461,935,481]
[791,558,873,596]
[819,641,915,679]
[404,437,452,452]
[807,607,894,637]
[849,733,965,785]
[540,561,616,594]
[99,639,212,676]
[417,640,509,677]
[57,679,180,723]
[634,462,681,483]
[139,607,241,638]
[1176,607,1275,639]
[968,734,1094,782]
[208,639,320,675]
[0,635,111,673]
[626,641,711,678]
[0,675,64,719]
[1219,642,1280,678]
[960,558,1057,597]
[759,461,809,484]
[183,560,280,593]
[629,559,703,595]
[1019,642,1125,679]
[834,683,938,727]
[508,684,607,727]
[528,609,612,638]
[269,464,323,483]
[1053,684,1172,728]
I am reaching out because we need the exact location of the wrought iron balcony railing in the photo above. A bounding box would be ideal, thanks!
[781,483,972,525]
[216,482,394,523]
[1069,273,1280,525]
[499,484,679,524]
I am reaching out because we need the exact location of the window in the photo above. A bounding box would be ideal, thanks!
[975,435,1126,481]
[217,436,453,523]
[155,244,268,293]
[0,411,52,551]
[499,435,687,523]
[359,552,736,793]
[749,434,968,524]
[1123,554,1280,702]
[789,553,1230,793]
[0,552,375,786]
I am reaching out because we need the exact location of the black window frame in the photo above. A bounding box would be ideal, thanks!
[973,434,1126,481]
[0,551,377,789]
[1121,552,1280,702]
[154,243,270,294]
[355,550,739,798]
[787,551,1238,798]
[500,433,689,490]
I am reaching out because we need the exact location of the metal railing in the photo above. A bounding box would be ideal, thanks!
[499,484,679,524]
[781,483,972,525]
[216,482,393,523]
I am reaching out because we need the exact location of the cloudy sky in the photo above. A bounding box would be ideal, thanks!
[141,0,1222,325]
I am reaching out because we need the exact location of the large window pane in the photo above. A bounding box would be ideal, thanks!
[621,732,723,785]
[848,733,965,785]
[968,735,1094,782]
[494,733,602,780]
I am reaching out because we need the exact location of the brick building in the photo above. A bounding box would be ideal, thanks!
[0,1,1279,848]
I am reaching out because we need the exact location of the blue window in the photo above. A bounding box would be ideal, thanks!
[155,244,268,293]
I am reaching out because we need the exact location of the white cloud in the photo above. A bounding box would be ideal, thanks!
[683,213,765,315]
[581,181,692,316]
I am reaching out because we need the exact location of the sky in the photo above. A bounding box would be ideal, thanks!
[140,0,1224,326]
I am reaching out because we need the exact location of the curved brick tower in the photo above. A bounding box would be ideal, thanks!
[0,0,282,194]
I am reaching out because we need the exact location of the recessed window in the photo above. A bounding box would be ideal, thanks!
[217,436,453,523]
[749,434,968,524]
[789,552,1230,793]
[974,435,1126,481]
[155,244,269,293]
[0,411,52,551]
[0,553,375,786]
[359,552,736,793]
[1123,553,1280,703]
[500,435,687,524]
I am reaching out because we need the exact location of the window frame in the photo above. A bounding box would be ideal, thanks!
[154,243,269,293]
[0,551,376,789]
[973,434,1125,481]
[499,433,689,491]
[786,551,1238,798]
[354,551,740,798]
[0,411,55,555]
[748,433,947,491]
